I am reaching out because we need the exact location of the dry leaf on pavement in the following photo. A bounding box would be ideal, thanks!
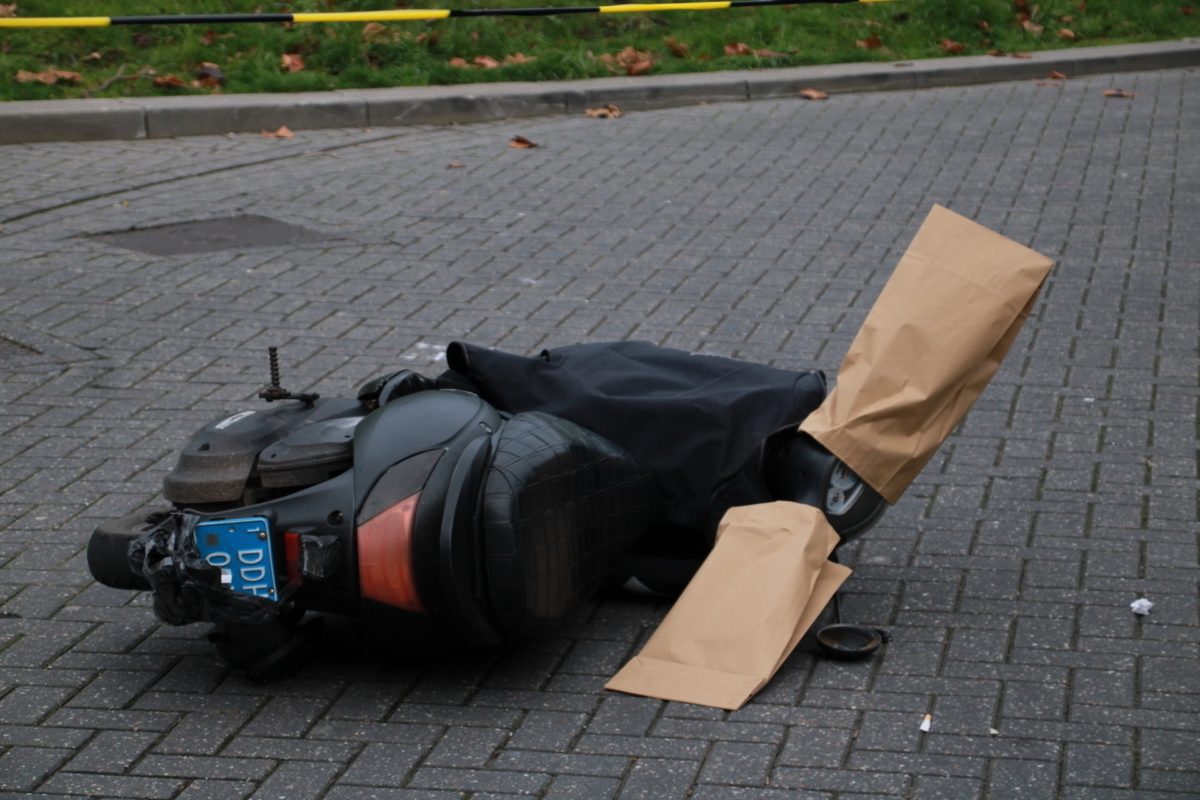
[1048,70,1067,80]
[447,161,465,168]
[799,88,828,100]
[509,135,538,149]
[584,103,622,119]
[1103,88,1136,98]
[261,125,295,139]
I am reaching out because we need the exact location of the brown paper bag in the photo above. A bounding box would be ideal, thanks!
[800,205,1055,503]
[605,502,850,710]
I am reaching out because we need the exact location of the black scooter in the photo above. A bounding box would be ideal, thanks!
[87,344,885,678]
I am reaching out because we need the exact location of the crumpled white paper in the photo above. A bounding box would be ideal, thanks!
[1130,598,1154,616]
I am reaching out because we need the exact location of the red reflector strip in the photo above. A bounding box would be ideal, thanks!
[283,531,302,586]
[356,492,425,612]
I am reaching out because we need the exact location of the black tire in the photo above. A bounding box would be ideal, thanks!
[86,510,170,591]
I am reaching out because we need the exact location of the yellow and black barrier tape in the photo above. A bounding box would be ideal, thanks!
[0,0,891,29]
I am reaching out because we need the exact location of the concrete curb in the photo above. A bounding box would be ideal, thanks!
[1,39,1197,145]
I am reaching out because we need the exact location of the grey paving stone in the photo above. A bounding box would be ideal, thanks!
[337,742,425,787]
[616,757,701,800]
[247,761,340,800]
[65,730,159,774]
[696,740,777,786]
[0,746,72,791]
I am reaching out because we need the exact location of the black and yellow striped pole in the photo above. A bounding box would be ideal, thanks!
[0,0,890,29]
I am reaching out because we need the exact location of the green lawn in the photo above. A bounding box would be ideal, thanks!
[2,0,1197,100]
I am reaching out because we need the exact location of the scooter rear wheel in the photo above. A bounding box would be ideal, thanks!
[87,509,170,591]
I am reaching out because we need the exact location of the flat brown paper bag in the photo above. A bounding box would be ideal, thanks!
[605,502,850,710]
[801,205,1055,503]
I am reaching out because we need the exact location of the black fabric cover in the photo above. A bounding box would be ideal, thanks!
[444,340,828,537]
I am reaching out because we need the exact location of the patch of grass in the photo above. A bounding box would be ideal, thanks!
[1,0,1197,100]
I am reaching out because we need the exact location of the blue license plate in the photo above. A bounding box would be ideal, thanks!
[194,517,278,600]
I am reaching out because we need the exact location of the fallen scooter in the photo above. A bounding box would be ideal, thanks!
[87,341,886,679]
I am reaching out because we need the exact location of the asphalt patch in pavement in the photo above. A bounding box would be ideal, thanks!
[89,214,335,256]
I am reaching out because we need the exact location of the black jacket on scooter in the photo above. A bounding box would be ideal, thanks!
[442,340,828,539]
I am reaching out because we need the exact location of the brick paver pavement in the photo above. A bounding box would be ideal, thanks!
[1,67,1197,799]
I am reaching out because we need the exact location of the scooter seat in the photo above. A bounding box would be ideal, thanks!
[481,412,659,636]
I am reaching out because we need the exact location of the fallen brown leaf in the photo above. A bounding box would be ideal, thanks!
[855,34,883,50]
[509,135,538,149]
[448,57,470,68]
[986,49,1008,57]
[940,39,966,54]
[474,55,501,69]
[195,61,224,87]
[362,22,394,43]
[280,53,305,72]
[83,52,103,62]
[261,125,295,139]
[584,103,623,119]
[1048,70,1067,80]
[1103,88,1136,98]
[447,161,465,169]
[1021,19,1044,34]
[504,53,536,65]
[598,46,654,76]
[1183,5,1194,15]
[725,42,788,58]
[16,69,83,85]
[664,36,690,58]
[416,31,441,45]
[0,3,15,17]
[1012,52,1033,59]
[799,88,828,100]
[153,74,187,88]
[976,19,991,31]
[1058,28,1077,40]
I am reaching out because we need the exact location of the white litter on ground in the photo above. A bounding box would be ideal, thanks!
[1130,597,1154,616]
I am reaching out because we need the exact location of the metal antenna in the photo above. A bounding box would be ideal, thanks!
[258,346,319,405]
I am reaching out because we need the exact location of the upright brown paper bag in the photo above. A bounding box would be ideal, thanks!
[605,502,850,710]
[801,205,1055,503]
